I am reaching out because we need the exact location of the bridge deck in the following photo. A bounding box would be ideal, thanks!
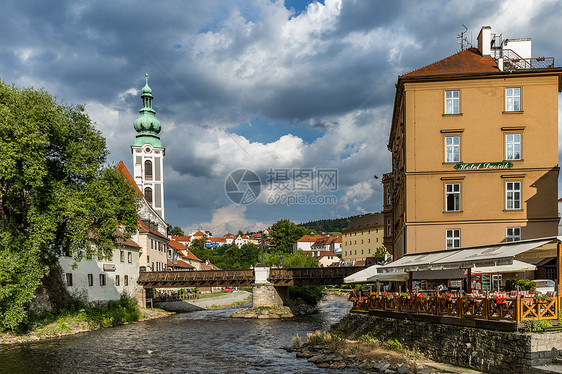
[137,267,365,288]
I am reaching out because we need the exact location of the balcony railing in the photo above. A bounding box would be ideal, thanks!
[351,292,560,323]
[490,49,555,70]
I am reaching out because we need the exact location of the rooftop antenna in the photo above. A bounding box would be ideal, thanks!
[457,24,471,51]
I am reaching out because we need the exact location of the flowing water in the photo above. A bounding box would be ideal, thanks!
[0,295,358,374]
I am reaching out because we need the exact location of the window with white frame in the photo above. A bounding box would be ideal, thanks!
[99,274,106,286]
[505,134,521,160]
[445,90,460,114]
[445,136,460,163]
[445,183,461,211]
[505,88,521,111]
[88,274,93,287]
[65,273,73,287]
[446,229,461,249]
[506,227,521,242]
[506,181,521,210]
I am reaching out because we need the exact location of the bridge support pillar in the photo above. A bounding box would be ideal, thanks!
[252,266,288,307]
[252,284,288,307]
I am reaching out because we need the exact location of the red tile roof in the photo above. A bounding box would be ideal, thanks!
[200,262,221,271]
[168,240,186,250]
[172,235,192,242]
[297,234,324,243]
[180,249,201,262]
[224,233,236,238]
[193,231,205,236]
[177,259,195,269]
[116,161,142,195]
[401,48,498,78]
[208,237,226,242]
[138,220,168,240]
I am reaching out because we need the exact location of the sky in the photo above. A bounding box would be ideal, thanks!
[3,0,562,236]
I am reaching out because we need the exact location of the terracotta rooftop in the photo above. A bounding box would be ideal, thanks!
[312,236,342,247]
[200,261,221,271]
[297,234,324,243]
[181,249,201,262]
[138,219,168,240]
[116,161,142,195]
[192,231,206,236]
[168,240,186,250]
[176,259,195,269]
[172,235,192,242]
[401,48,499,78]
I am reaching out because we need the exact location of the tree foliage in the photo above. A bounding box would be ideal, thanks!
[269,219,309,253]
[298,216,359,234]
[191,243,260,270]
[0,81,139,329]
[168,225,184,237]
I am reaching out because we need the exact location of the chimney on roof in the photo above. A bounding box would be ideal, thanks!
[477,26,492,56]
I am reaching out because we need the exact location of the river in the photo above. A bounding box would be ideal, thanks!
[0,295,357,373]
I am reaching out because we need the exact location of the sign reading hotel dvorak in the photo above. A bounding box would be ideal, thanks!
[454,162,513,170]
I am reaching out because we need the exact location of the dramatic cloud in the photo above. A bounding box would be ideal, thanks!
[3,0,561,232]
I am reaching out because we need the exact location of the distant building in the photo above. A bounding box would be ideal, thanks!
[293,234,325,252]
[341,213,385,264]
[311,236,342,255]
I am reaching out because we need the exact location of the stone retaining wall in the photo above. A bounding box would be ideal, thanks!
[348,311,562,373]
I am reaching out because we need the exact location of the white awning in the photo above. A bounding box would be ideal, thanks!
[366,272,408,282]
[378,237,560,273]
[344,265,381,283]
[472,260,536,274]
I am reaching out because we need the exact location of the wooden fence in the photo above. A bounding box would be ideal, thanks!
[352,293,561,323]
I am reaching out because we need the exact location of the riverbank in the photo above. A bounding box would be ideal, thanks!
[287,330,482,374]
[0,306,173,345]
[155,290,252,312]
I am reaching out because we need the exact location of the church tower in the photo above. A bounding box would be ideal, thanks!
[131,73,165,220]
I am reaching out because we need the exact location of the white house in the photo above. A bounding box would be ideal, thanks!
[234,235,249,248]
[293,234,325,252]
[59,237,142,304]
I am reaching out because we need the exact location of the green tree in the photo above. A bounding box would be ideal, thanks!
[168,225,185,237]
[269,219,309,253]
[263,250,318,268]
[0,80,139,330]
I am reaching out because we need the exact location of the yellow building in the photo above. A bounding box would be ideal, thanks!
[383,26,561,260]
[341,213,385,264]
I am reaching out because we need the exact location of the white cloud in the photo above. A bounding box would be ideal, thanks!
[189,204,270,236]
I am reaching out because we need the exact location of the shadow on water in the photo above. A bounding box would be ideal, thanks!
[0,295,356,374]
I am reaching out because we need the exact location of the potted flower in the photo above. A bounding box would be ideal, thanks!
[533,294,553,303]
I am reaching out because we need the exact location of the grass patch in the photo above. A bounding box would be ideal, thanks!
[198,291,228,299]
[5,292,141,337]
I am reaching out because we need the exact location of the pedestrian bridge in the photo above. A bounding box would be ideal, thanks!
[137,266,365,288]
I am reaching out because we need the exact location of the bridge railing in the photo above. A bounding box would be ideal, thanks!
[138,269,254,287]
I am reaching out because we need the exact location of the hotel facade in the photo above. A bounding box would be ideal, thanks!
[383,26,562,260]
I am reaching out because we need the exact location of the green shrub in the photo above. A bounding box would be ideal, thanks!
[525,319,551,333]
[385,339,404,352]
[505,279,536,292]
[289,286,324,306]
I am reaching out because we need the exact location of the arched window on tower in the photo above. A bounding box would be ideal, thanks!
[145,160,153,178]
[144,187,153,204]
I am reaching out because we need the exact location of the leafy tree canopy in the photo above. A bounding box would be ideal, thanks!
[269,219,309,253]
[168,225,185,237]
[0,80,139,329]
